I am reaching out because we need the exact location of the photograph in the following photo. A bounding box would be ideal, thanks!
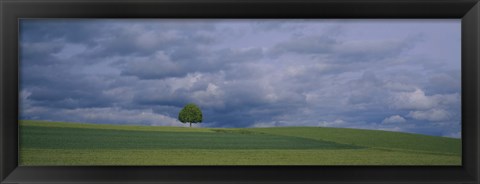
[19,19,461,166]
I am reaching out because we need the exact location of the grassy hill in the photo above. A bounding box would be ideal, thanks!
[19,120,461,165]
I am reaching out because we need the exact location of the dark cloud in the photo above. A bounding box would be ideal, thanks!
[270,31,422,65]
[21,69,116,109]
[119,47,264,80]
[20,20,103,45]
[271,35,337,56]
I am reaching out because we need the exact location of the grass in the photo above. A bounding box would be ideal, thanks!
[246,127,462,155]
[19,120,462,166]
[21,148,460,166]
[21,125,361,150]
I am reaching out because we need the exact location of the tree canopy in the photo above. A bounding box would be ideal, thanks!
[178,103,203,127]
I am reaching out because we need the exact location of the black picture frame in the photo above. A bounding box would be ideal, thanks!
[1,0,479,183]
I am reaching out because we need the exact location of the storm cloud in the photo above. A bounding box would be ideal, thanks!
[19,19,461,138]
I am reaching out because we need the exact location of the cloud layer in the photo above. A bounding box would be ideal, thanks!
[19,19,461,137]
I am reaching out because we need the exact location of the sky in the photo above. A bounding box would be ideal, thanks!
[19,19,461,138]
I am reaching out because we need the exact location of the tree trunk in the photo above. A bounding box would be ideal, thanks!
[190,122,191,127]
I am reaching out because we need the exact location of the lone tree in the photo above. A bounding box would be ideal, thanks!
[178,103,203,127]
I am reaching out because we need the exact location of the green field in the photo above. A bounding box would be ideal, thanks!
[19,120,461,165]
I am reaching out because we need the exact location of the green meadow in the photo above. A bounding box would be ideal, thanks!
[19,120,461,165]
